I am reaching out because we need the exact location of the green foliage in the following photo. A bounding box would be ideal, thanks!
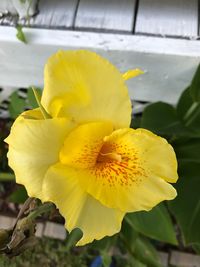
[168,161,200,246]
[0,238,89,267]
[126,203,177,245]
[133,237,161,267]
[193,244,200,254]
[120,220,162,267]
[139,65,200,254]
[8,186,28,204]
[8,91,26,119]
[141,101,198,137]
[168,72,200,250]
[177,87,200,134]
[189,64,200,102]
[173,137,200,162]
[27,87,40,108]
[120,219,139,252]
[8,88,42,119]
[101,253,112,267]
[141,102,180,135]
[16,25,27,44]
[65,229,83,250]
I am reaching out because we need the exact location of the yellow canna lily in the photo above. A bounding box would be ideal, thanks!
[5,50,178,246]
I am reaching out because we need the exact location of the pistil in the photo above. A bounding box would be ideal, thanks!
[97,152,122,163]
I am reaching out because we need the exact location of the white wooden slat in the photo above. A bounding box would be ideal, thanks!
[0,87,16,118]
[29,0,79,29]
[75,0,136,33]
[0,1,17,15]
[135,0,198,38]
[158,252,168,267]
[0,215,15,229]
[43,222,66,240]
[35,222,44,238]
[0,0,38,18]
[0,27,199,104]
[0,87,16,103]
[170,251,200,267]
[1,15,16,26]
[199,17,200,37]
[12,0,38,18]
[132,102,149,115]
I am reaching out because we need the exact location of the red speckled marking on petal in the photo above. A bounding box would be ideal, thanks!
[88,141,147,187]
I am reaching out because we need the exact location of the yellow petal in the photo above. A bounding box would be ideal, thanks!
[21,108,43,119]
[41,50,132,129]
[42,163,124,246]
[122,69,144,81]
[70,128,178,212]
[134,129,178,183]
[5,110,75,198]
[60,121,113,168]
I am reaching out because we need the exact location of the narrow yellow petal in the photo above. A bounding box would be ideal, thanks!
[20,108,43,120]
[122,69,144,81]
[5,110,76,198]
[42,163,124,246]
[42,50,132,129]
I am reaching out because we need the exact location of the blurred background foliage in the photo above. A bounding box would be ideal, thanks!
[0,65,200,266]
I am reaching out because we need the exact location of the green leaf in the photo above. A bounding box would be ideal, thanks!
[131,116,141,129]
[126,203,177,245]
[173,138,200,163]
[27,87,41,108]
[193,244,200,255]
[141,102,193,137]
[101,253,112,267]
[141,102,176,133]
[128,256,147,267]
[121,219,139,252]
[91,235,117,251]
[177,88,193,119]
[121,221,161,267]
[168,161,200,246]
[177,87,200,134]
[189,64,200,102]
[16,25,27,44]
[134,237,161,267]
[8,91,26,119]
[8,186,28,204]
[65,228,83,250]
[130,257,148,267]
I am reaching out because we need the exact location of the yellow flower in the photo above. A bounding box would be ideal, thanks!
[5,50,178,245]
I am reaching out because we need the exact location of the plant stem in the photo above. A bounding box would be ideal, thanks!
[13,197,35,230]
[28,202,55,220]
[65,228,83,250]
[0,173,15,181]
[32,87,52,119]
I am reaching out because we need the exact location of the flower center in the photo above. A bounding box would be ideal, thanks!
[59,122,114,169]
[97,143,122,163]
